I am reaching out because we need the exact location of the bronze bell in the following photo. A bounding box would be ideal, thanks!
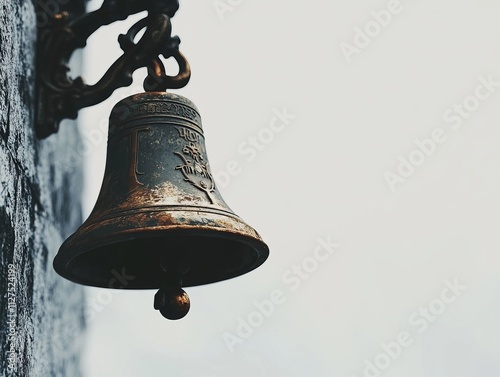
[53,92,269,319]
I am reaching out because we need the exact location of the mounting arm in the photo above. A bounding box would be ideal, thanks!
[36,0,191,137]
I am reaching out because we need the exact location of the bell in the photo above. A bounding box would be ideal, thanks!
[53,92,269,319]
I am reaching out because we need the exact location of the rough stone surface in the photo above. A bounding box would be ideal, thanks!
[0,0,85,376]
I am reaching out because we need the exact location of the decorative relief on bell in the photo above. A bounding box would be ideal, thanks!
[121,126,151,189]
[174,126,216,204]
[127,100,200,123]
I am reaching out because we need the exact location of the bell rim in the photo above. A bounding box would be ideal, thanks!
[53,226,269,289]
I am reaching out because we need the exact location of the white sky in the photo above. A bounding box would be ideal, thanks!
[75,1,500,376]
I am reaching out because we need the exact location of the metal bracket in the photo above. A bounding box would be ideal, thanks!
[35,0,191,138]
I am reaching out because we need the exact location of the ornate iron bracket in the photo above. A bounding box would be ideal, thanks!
[35,0,191,138]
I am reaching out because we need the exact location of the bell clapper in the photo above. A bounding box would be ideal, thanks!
[154,262,191,320]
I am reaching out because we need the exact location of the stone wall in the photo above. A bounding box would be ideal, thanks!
[0,0,85,375]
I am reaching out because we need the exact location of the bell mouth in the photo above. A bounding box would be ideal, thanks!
[54,230,269,289]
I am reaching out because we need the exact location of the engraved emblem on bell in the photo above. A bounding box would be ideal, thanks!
[174,126,216,203]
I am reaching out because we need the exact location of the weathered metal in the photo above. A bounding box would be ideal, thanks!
[53,92,269,318]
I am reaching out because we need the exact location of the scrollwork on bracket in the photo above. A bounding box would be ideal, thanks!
[36,0,191,138]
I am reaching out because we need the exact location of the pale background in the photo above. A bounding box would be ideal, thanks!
[75,0,500,376]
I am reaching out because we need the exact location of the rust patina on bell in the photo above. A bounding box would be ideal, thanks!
[53,92,269,319]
